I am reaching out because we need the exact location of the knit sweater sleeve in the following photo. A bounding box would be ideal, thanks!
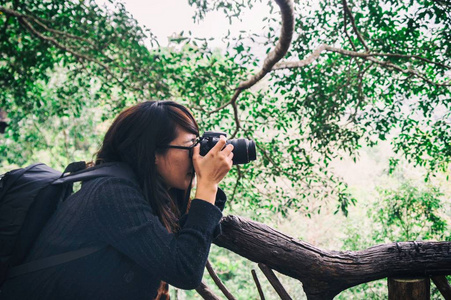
[89,177,222,289]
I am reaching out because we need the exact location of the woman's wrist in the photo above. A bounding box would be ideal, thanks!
[195,182,218,204]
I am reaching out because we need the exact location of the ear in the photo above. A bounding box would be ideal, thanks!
[154,153,161,165]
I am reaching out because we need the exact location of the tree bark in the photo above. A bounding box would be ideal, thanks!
[214,215,451,300]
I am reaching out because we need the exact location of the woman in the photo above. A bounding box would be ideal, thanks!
[0,101,233,299]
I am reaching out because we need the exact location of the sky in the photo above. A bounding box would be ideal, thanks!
[120,0,272,49]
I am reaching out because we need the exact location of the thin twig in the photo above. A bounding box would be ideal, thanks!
[230,91,242,139]
[230,165,242,203]
[0,6,21,17]
[342,1,357,52]
[196,281,222,300]
[0,6,141,92]
[3,6,96,46]
[205,260,237,300]
[273,44,451,86]
[254,142,287,177]
[274,44,451,70]
[28,14,96,47]
[252,269,266,300]
[347,61,374,124]
[258,264,292,300]
[17,17,105,70]
[366,56,450,86]
[371,52,450,70]
[342,0,369,52]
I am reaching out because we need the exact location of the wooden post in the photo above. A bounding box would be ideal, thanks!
[388,277,430,300]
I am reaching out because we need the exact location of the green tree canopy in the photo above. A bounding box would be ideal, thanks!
[2,1,451,298]
[1,0,450,216]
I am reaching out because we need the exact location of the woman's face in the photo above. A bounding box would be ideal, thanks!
[155,127,198,191]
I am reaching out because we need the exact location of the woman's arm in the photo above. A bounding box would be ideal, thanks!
[90,178,221,290]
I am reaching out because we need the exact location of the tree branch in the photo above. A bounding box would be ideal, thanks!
[26,13,96,47]
[0,7,94,46]
[254,141,291,178]
[214,215,451,300]
[0,6,136,92]
[273,44,451,86]
[372,52,451,70]
[196,281,222,300]
[258,263,292,300]
[209,0,295,137]
[230,165,242,203]
[252,269,266,300]
[342,0,369,52]
[205,260,237,300]
[237,0,295,90]
[272,44,327,70]
[230,91,242,138]
[366,55,450,86]
[347,61,374,124]
[342,1,357,52]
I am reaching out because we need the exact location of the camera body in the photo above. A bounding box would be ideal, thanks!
[199,131,256,165]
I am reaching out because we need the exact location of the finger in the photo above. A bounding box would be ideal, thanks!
[209,135,227,154]
[221,143,234,156]
[227,151,234,161]
[227,152,234,167]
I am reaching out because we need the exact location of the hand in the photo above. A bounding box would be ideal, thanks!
[192,135,233,204]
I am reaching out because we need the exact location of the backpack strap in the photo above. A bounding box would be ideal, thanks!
[52,162,136,185]
[7,246,105,279]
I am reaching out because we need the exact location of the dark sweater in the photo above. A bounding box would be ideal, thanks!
[0,177,225,300]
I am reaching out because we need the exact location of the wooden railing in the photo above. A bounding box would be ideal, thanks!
[194,215,451,299]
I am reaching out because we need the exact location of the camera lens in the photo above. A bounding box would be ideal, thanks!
[227,139,257,165]
[199,132,257,165]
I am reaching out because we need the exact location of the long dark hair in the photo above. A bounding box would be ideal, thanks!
[95,100,199,232]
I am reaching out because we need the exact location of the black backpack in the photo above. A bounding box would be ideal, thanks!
[0,161,135,284]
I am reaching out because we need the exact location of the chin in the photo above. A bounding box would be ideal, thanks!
[174,182,191,192]
[172,175,195,191]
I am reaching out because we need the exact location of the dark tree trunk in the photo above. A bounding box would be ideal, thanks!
[214,215,451,300]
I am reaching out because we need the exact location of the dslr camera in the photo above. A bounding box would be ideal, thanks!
[199,132,256,165]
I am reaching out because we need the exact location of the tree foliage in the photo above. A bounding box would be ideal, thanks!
[273,0,451,172]
[2,0,451,298]
[374,182,448,242]
[1,0,450,215]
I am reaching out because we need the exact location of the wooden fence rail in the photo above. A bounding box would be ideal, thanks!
[209,215,451,299]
